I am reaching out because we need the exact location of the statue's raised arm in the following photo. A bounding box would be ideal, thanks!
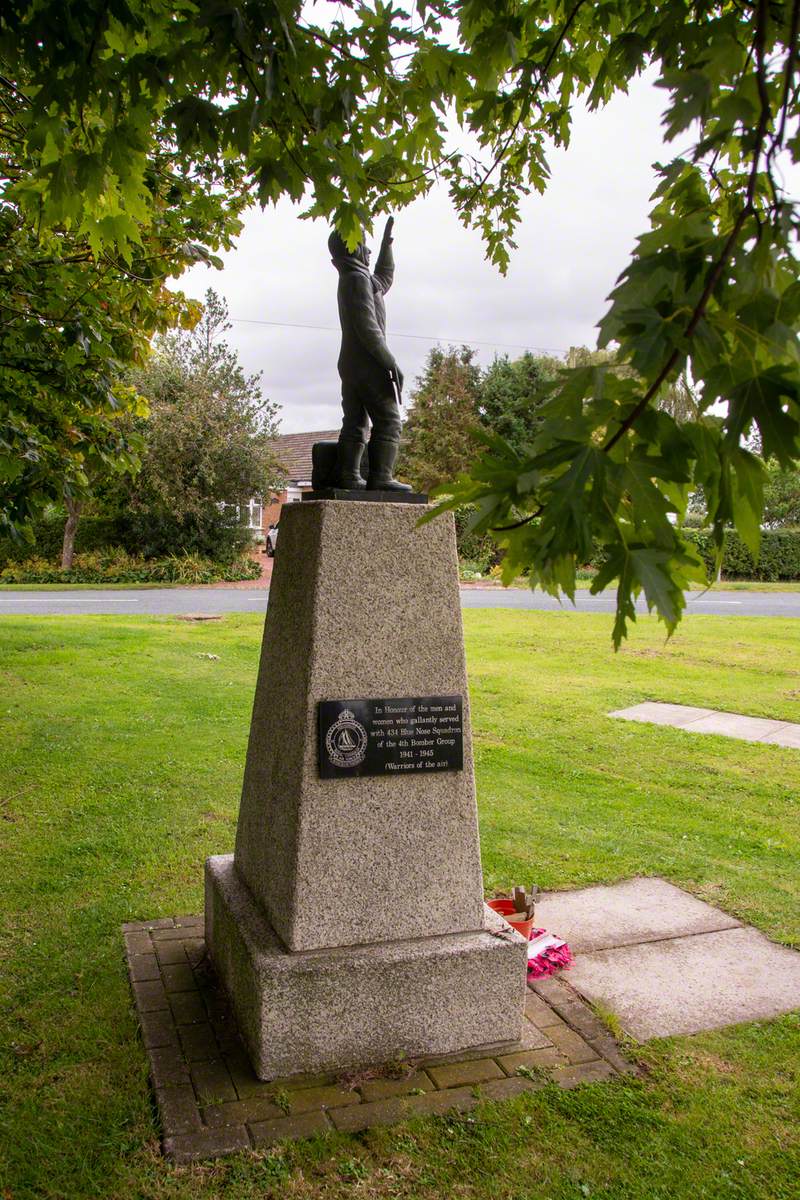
[372,217,395,296]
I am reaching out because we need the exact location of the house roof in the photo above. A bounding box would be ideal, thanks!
[272,430,340,483]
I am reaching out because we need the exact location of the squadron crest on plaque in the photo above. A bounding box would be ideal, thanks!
[324,708,368,769]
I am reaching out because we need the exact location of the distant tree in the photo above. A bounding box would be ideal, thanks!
[655,373,699,423]
[688,455,800,532]
[398,347,482,494]
[759,462,800,529]
[565,347,617,370]
[400,347,566,492]
[478,352,560,451]
[0,58,247,543]
[566,347,698,421]
[112,290,285,560]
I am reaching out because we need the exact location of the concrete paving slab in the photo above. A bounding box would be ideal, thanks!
[610,701,800,747]
[609,702,715,726]
[567,926,800,1040]
[758,723,800,749]
[537,877,740,953]
[685,711,790,742]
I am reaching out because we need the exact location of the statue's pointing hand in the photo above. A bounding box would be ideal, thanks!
[382,216,394,244]
[389,362,404,397]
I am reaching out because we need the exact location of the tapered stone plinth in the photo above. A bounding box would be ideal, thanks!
[206,500,526,1079]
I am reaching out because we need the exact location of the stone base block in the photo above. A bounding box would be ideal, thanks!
[206,855,528,1080]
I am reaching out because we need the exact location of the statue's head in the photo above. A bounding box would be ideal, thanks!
[328,229,370,266]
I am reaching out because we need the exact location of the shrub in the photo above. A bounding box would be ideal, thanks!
[458,559,486,581]
[117,506,253,562]
[0,549,261,585]
[683,528,800,581]
[453,506,503,572]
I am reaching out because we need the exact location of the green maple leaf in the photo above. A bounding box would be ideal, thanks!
[728,368,800,468]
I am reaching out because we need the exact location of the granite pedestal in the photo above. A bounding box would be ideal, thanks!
[205,500,526,1079]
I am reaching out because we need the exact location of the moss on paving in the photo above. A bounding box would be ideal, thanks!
[0,611,798,1199]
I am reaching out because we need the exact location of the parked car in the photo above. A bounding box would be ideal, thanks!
[266,523,279,556]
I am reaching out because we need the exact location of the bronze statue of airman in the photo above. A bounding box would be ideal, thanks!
[328,217,411,492]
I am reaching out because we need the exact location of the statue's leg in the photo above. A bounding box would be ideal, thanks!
[365,392,411,492]
[337,384,369,489]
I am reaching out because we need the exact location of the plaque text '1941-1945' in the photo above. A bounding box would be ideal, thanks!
[318,695,463,779]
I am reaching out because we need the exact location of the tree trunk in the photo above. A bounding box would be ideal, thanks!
[61,497,83,570]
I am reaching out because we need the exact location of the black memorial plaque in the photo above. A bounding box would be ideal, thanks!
[318,695,464,779]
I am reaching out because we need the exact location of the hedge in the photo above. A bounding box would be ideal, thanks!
[0,509,253,567]
[0,549,262,585]
[684,528,800,581]
[449,515,800,582]
[0,513,131,567]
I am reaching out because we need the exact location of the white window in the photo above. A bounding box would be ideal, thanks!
[247,498,263,530]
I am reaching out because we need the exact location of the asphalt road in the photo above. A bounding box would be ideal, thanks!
[1,586,799,618]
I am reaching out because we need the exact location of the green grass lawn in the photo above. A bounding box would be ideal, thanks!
[1,611,798,1199]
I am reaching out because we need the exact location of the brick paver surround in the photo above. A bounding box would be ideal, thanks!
[123,917,635,1163]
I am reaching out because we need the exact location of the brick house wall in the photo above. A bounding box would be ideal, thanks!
[259,430,340,534]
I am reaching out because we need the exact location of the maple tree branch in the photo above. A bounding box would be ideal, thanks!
[58,262,114,321]
[297,22,366,67]
[491,504,542,532]
[603,0,773,454]
[0,73,31,105]
[776,0,799,149]
[490,0,775,539]
[462,0,588,209]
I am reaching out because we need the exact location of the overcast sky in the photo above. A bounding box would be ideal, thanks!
[178,73,673,434]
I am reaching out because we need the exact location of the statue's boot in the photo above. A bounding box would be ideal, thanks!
[336,438,367,489]
[365,434,412,492]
